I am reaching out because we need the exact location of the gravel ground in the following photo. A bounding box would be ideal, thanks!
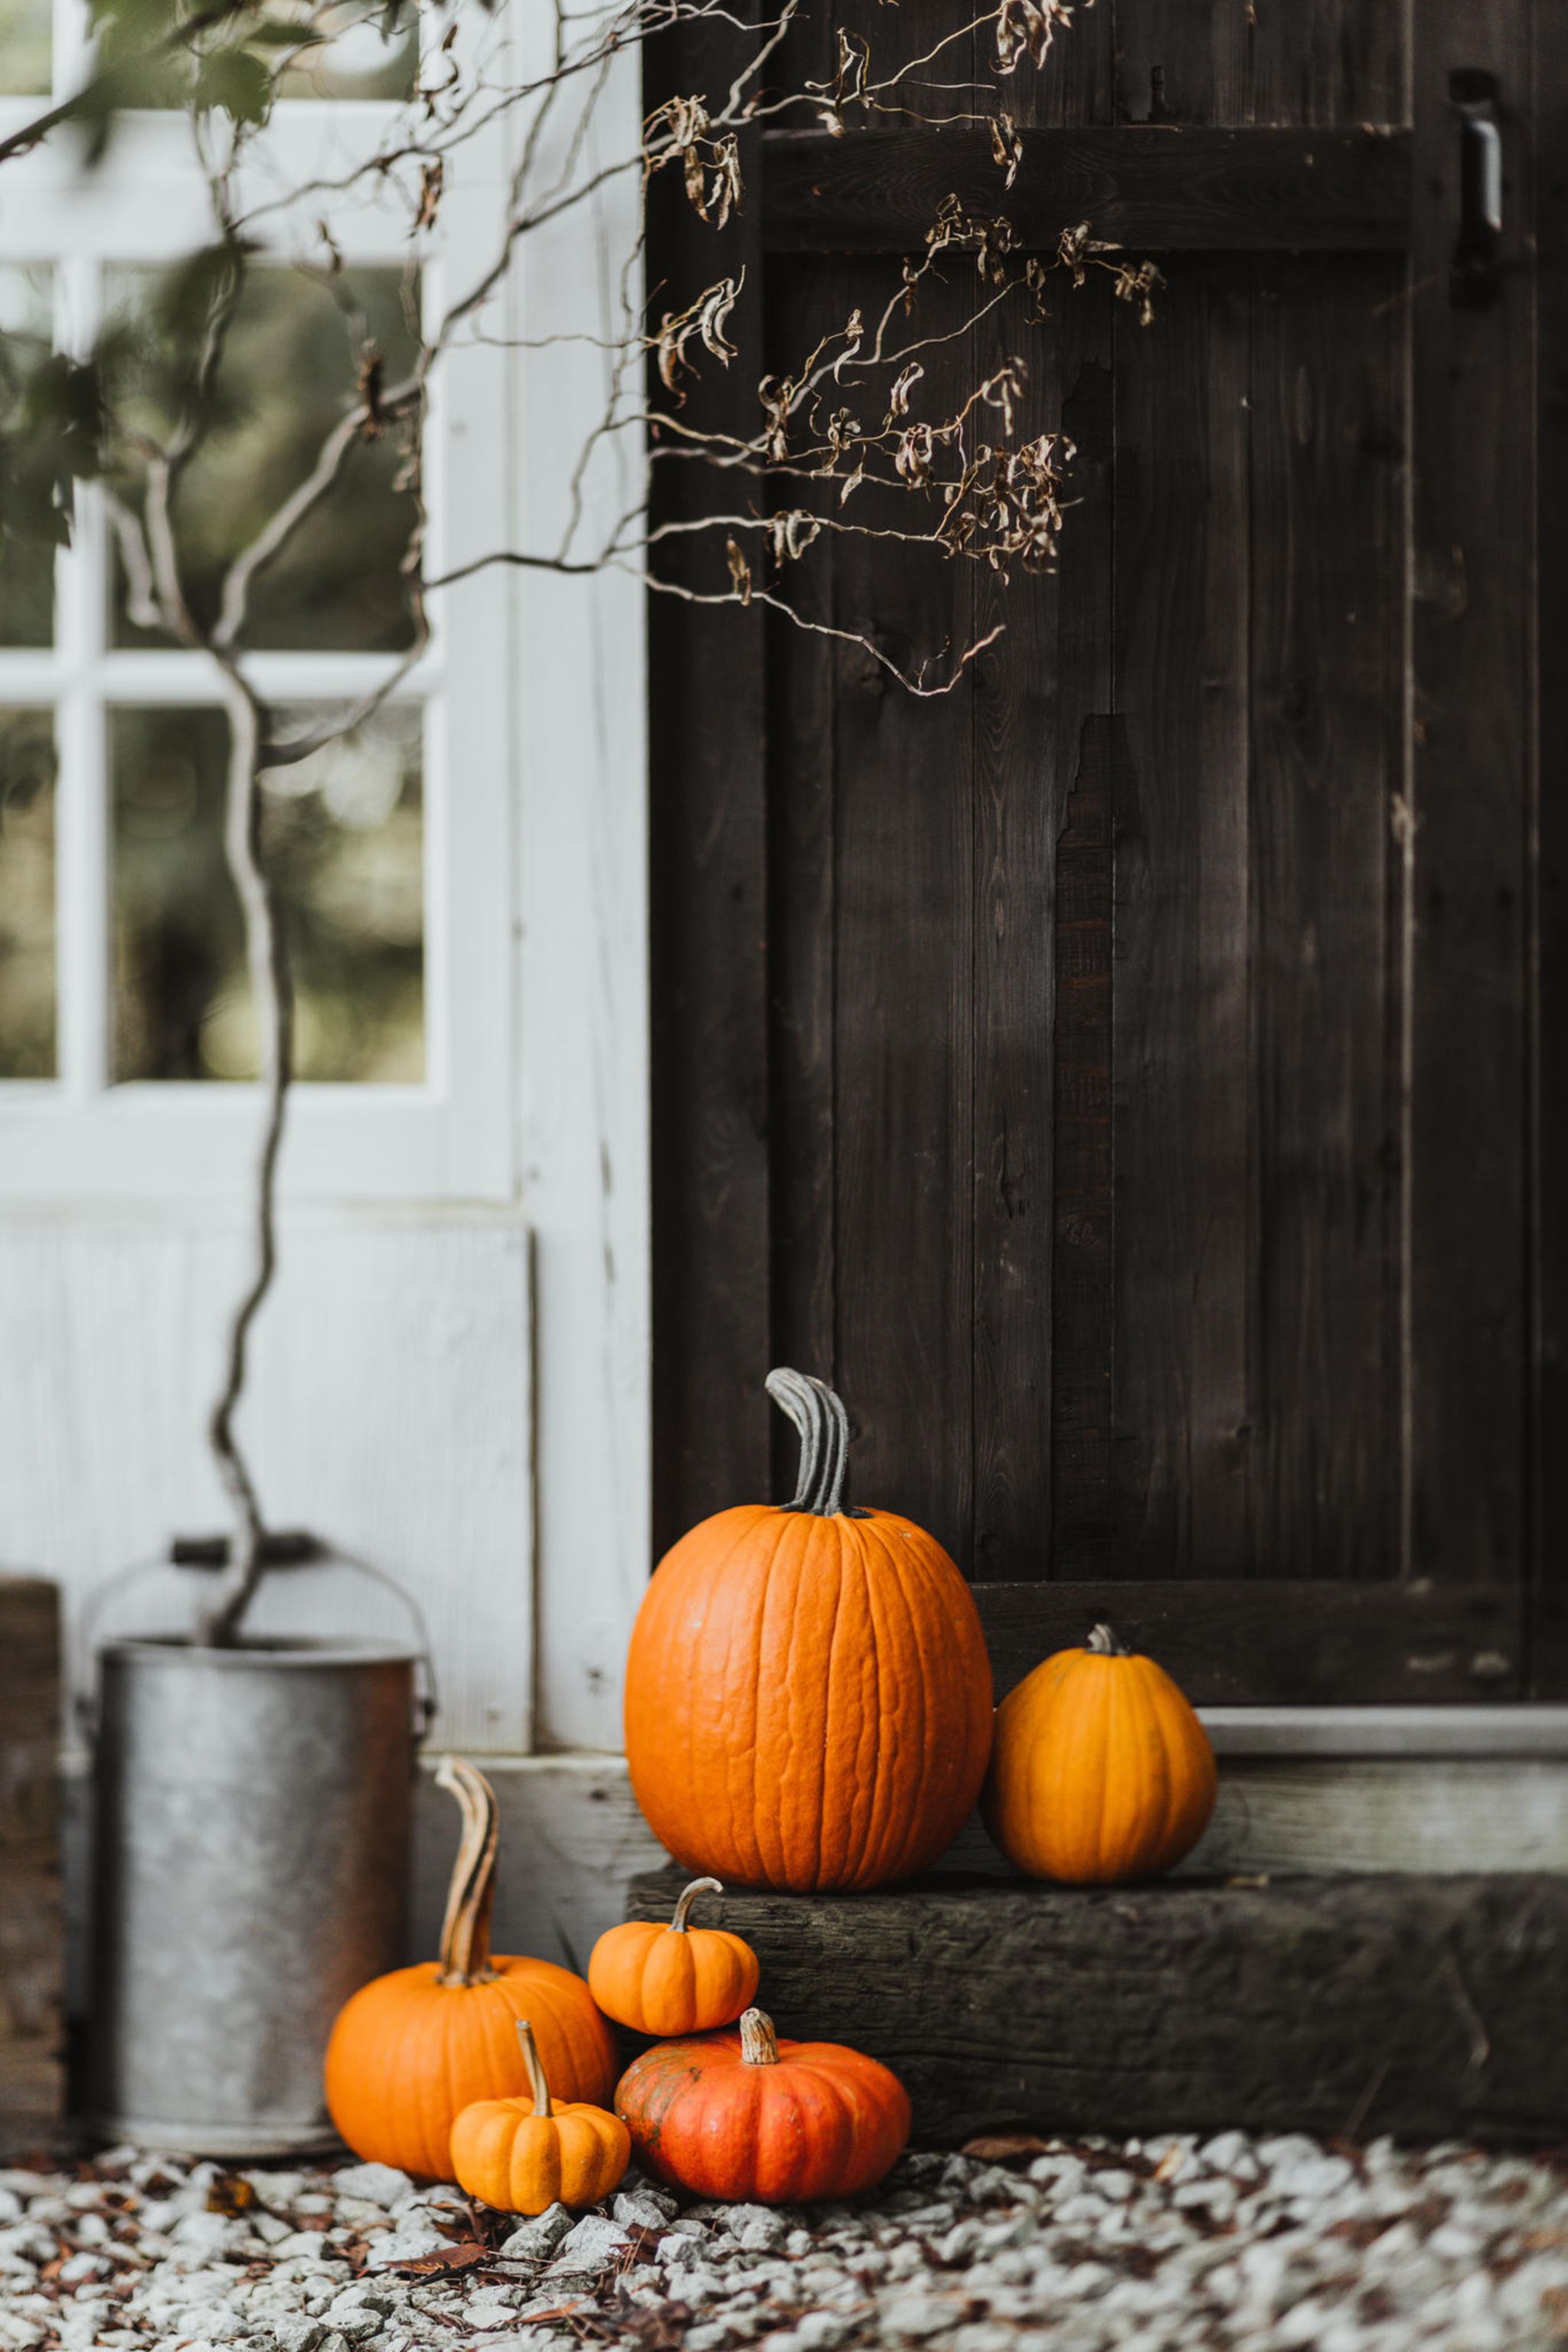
[2,2131,1566,2352]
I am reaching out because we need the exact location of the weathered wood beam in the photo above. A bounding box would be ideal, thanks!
[761,127,1411,255]
[0,1576,63,2159]
[626,1865,1568,2145]
[974,1579,1523,1704]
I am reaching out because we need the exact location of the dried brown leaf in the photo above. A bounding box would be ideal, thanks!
[388,2241,492,2277]
[962,2131,1052,2161]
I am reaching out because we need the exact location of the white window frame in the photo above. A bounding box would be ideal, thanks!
[0,3,520,1200]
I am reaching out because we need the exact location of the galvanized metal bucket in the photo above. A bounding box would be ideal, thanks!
[89,1632,422,2156]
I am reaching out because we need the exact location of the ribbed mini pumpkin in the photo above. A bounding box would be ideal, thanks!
[624,1369,994,1892]
[982,1622,1217,1883]
[324,1757,616,2180]
[588,1877,760,2035]
[615,2007,910,2203]
[451,2018,630,2213]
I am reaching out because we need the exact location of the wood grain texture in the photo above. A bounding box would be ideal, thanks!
[974,276,1114,1582]
[1110,257,1253,1576]
[1535,3,1568,1697]
[648,0,1547,1695]
[1245,253,1402,1579]
[824,270,977,1544]
[626,1865,1568,2143]
[1112,0,1403,132]
[974,1578,1522,1704]
[1406,1,1534,1590]
[0,1578,63,2155]
[0,1210,533,1752]
[647,0,772,1554]
[761,129,1412,255]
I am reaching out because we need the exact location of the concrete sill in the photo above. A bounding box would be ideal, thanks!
[1200,1704,1568,1758]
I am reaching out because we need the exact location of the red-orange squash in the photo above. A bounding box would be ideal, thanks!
[615,2007,910,2203]
[588,1877,760,2035]
[451,2019,630,2213]
[982,1621,1217,1883]
[324,1757,616,2179]
[624,1368,994,1891]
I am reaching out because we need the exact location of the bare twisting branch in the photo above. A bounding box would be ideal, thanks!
[1,0,1153,1635]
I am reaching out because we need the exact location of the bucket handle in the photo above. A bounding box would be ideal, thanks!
[75,1540,440,1748]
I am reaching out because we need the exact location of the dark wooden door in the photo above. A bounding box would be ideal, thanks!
[650,0,1563,1701]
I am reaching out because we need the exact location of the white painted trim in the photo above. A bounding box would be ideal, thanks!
[1200,1704,1568,1758]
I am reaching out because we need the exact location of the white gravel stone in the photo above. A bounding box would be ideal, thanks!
[330,2164,413,2209]
[553,2213,632,2272]
[499,2204,576,2260]
[12,2121,1561,2352]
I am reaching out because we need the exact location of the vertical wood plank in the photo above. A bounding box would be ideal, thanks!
[1111,256,1253,1576]
[1246,253,1403,1579]
[767,260,840,1468]
[972,9,1116,1580]
[1406,0,1534,1594]
[1114,0,1403,129]
[648,7,771,1553]
[828,270,977,1551]
[1048,710,1119,1570]
[1532,0,1566,1694]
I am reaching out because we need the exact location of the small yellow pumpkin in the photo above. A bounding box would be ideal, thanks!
[588,1877,760,2035]
[450,2018,630,2213]
[982,1621,1217,1883]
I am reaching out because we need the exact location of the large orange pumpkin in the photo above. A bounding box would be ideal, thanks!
[615,2007,910,2203]
[624,1368,994,1892]
[982,1621,1217,1883]
[324,1757,616,2179]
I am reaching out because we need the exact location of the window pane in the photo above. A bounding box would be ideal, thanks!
[112,704,423,1082]
[0,266,57,647]
[0,0,50,93]
[139,4,416,106]
[0,710,57,1076]
[108,264,421,653]
[277,2,418,100]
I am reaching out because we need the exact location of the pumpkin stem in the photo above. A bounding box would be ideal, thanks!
[515,2018,553,2118]
[671,1876,724,1933]
[766,1368,861,1517]
[1086,1621,1130,1657]
[434,1754,501,1987]
[738,2007,780,2066]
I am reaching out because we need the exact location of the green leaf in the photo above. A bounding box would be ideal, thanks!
[194,44,272,125]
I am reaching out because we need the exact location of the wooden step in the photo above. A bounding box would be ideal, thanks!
[624,1866,1568,2147]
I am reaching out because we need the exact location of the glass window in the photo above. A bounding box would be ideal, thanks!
[0,266,58,648]
[106,262,422,653]
[112,703,423,1083]
[0,0,50,94]
[0,710,57,1078]
[277,2,419,101]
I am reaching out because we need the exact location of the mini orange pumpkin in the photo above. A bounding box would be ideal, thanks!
[982,1621,1217,1883]
[624,1369,994,1892]
[451,2017,630,2213]
[324,1757,616,2179]
[615,2006,910,2204]
[589,1877,760,2036]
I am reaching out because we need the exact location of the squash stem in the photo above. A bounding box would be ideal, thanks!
[766,1368,860,1517]
[515,2018,552,2117]
[671,1876,724,1933]
[433,1755,501,1986]
[1086,1621,1130,1657]
[738,2007,779,2066]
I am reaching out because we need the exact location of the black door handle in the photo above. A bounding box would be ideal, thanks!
[1451,68,1502,306]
